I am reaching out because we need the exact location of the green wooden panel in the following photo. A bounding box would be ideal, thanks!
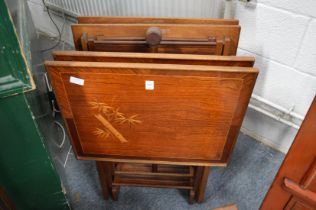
[0,95,69,210]
[0,0,34,98]
[0,0,69,209]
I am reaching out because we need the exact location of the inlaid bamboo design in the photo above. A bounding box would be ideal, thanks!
[89,101,142,143]
[94,114,128,143]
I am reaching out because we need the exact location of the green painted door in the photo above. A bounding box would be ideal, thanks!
[0,0,69,209]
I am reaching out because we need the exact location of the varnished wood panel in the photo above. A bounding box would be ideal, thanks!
[86,39,225,55]
[115,163,192,175]
[212,204,238,210]
[46,61,257,166]
[53,51,254,67]
[77,16,239,25]
[71,24,240,55]
[260,97,316,210]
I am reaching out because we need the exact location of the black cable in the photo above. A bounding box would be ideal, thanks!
[40,0,62,52]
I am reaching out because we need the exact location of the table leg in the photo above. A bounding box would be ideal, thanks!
[111,185,120,201]
[196,166,210,203]
[96,161,113,200]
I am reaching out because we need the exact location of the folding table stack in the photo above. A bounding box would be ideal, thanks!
[45,16,258,204]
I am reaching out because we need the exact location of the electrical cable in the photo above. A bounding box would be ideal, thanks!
[63,146,72,168]
[40,0,64,52]
[44,72,52,92]
[54,121,66,148]
[39,1,68,153]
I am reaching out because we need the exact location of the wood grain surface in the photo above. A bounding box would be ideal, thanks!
[46,61,257,166]
[71,24,240,55]
[53,51,254,67]
[260,97,316,210]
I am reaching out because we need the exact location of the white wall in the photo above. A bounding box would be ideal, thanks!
[27,0,75,44]
[235,1,316,115]
[231,1,316,152]
[27,0,316,153]
[26,0,225,44]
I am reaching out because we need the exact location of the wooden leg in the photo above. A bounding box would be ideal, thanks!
[111,186,120,201]
[212,204,238,210]
[189,189,195,204]
[188,166,196,204]
[96,161,110,200]
[105,162,114,189]
[191,166,202,203]
[111,163,121,201]
[196,166,210,203]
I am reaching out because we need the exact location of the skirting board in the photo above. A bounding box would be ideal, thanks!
[240,108,299,154]
[240,127,288,154]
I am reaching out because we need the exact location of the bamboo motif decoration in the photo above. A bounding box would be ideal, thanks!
[89,101,142,143]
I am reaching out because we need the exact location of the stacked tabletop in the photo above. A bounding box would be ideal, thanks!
[45,16,258,203]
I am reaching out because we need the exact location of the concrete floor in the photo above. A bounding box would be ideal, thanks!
[39,36,285,210]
